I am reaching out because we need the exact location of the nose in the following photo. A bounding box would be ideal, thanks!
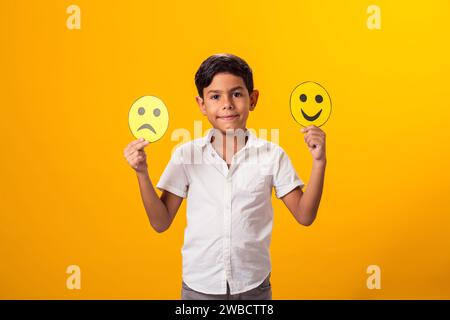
[222,95,234,110]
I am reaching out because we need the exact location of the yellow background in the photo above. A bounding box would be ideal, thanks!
[1,0,450,299]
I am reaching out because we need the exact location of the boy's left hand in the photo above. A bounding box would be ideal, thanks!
[301,125,326,163]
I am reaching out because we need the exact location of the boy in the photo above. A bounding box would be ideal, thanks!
[123,53,327,300]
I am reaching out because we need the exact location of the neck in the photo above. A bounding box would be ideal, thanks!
[210,128,249,162]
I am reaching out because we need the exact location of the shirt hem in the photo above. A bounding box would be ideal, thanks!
[156,184,187,199]
[228,270,272,295]
[275,181,304,198]
[182,270,272,295]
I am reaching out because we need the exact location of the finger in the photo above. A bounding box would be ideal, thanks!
[134,140,150,151]
[303,132,315,142]
[124,139,141,156]
[125,140,150,157]
[306,126,323,134]
[127,138,146,150]
[309,137,324,148]
[305,134,311,145]
[124,147,139,159]
[300,125,317,133]
[128,153,138,163]
[138,150,147,159]
[130,153,144,166]
[130,149,146,158]
[306,133,323,142]
[304,133,318,145]
[305,132,323,140]
[306,130,325,138]
[307,138,318,149]
[138,150,146,160]
[135,154,145,163]
[125,149,140,160]
[305,135,322,147]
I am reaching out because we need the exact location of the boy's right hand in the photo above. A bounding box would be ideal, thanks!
[123,138,150,173]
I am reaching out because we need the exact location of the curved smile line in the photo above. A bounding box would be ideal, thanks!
[138,123,156,134]
[301,109,322,121]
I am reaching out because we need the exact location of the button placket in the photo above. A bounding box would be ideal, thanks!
[223,174,233,290]
[206,144,227,178]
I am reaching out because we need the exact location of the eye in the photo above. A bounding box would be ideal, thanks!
[315,95,323,103]
[138,107,145,115]
[299,94,307,102]
[153,108,161,117]
[233,92,242,97]
[211,95,219,100]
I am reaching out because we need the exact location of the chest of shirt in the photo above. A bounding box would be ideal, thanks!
[185,160,273,203]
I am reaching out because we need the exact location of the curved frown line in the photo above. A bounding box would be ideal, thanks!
[137,123,156,134]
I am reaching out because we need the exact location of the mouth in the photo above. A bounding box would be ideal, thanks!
[301,109,322,121]
[137,123,156,134]
[217,114,239,121]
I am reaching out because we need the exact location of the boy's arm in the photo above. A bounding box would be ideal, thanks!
[281,125,326,226]
[281,160,326,226]
[136,171,183,233]
[124,138,183,233]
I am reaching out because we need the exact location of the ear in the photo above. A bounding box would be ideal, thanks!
[249,90,259,111]
[196,96,207,116]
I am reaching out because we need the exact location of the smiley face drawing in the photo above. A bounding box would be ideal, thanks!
[290,82,332,127]
[128,96,169,142]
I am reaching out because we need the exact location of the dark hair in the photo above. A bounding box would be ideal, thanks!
[195,53,254,99]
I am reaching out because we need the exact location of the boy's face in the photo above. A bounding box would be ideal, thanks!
[196,73,259,134]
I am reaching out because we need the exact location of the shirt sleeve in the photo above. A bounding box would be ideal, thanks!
[156,147,189,198]
[273,147,305,199]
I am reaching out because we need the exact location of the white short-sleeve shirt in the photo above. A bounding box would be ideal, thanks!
[156,128,304,295]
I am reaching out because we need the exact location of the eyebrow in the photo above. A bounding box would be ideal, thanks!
[206,86,245,95]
